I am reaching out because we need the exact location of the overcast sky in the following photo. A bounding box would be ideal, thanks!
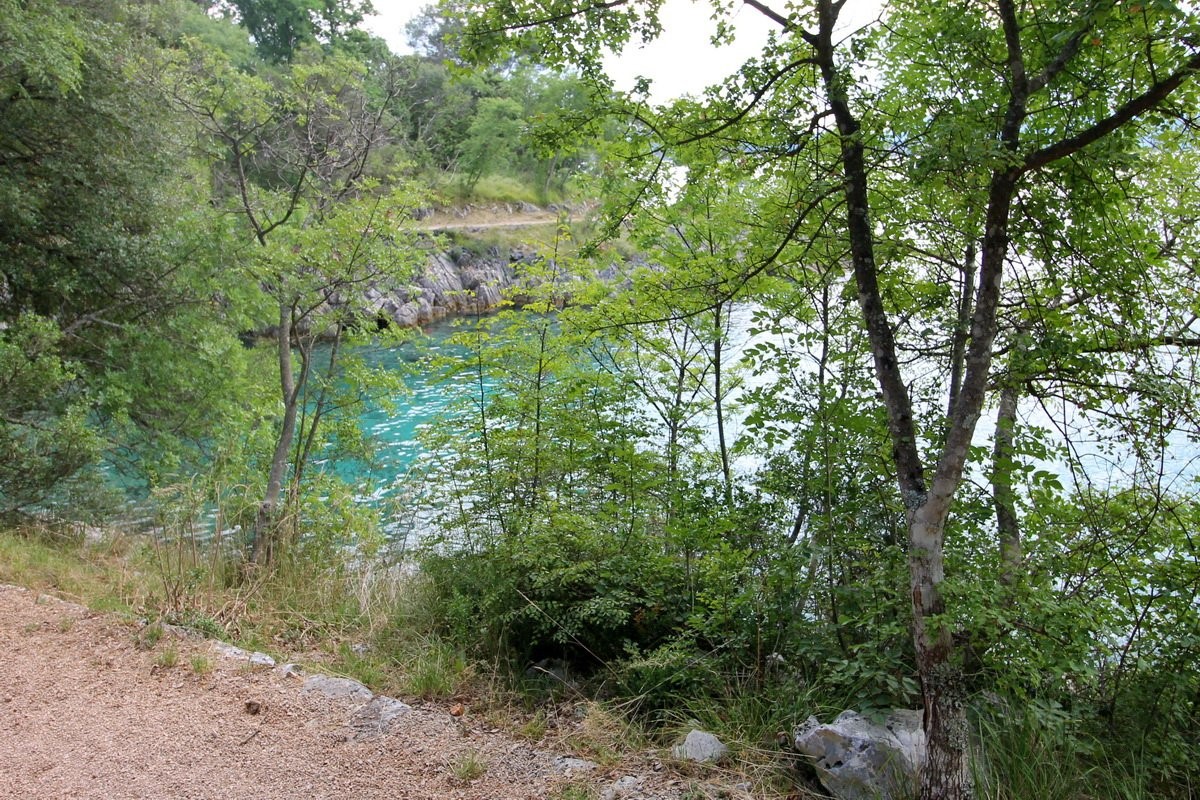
[363,0,884,101]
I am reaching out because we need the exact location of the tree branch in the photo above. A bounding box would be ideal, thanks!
[472,0,631,35]
[1023,50,1200,172]
[669,58,818,147]
[1079,334,1200,354]
[1028,24,1090,94]
[741,0,793,31]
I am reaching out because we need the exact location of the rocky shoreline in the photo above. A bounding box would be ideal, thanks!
[364,245,543,328]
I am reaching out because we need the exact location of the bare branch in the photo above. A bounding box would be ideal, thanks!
[741,0,793,31]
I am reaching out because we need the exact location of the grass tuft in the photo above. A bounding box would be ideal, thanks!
[449,750,487,783]
[403,639,471,700]
[155,645,179,668]
[549,784,597,800]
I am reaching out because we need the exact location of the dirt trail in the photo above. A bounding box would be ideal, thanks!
[0,585,698,800]
[415,205,578,232]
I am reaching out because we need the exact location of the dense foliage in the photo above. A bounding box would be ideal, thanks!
[415,0,1200,797]
[3,1,1199,798]
[0,0,598,528]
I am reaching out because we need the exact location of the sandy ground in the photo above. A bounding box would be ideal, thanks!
[0,585,707,800]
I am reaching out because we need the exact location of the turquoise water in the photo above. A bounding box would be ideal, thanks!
[318,317,491,511]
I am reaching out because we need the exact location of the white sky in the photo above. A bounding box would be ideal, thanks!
[364,0,883,101]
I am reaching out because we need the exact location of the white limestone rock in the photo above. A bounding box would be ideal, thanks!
[211,641,276,668]
[301,674,374,702]
[671,729,729,763]
[350,695,412,739]
[793,709,925,800]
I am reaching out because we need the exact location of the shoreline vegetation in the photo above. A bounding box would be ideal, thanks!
[3,2,1198,798]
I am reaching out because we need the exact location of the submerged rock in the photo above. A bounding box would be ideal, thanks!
[793,709,925,800]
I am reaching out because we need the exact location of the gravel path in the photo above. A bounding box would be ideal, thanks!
[0,585,699,800]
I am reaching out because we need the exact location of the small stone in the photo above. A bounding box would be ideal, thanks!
[553,757,597,774]
[449,702,464,717]
[671,729,729,763]
[212,641,275,668]
[350,696,412,739]
[301,674,373,702]
[599,775,642,800]
[211,642,249,660]
[248,651,275,668]
[161,623,202,641]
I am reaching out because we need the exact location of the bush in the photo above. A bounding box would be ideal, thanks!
[421,517,691,667]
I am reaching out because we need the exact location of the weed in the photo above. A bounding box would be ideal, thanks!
[155,645,179,668]
[969,704,1149,800]
[190,654,212,675]
[449,750,487,783]
[560,702,640,766]
[165,609,223,639]
[518,710,549,742]
[436,173,543,205]
[335,643,398,695]
[57,616,75,633]
[0,527,146,615]
[550,783,596,800]
[136,622,163,650]
[405,640,470,700]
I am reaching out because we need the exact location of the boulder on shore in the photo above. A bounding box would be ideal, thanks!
[793,709,925,800]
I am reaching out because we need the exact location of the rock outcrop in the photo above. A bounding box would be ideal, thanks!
[365,245,558,328]
[793,709,925,800]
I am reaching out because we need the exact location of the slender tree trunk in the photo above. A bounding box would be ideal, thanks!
[947,243,977,418]
[252,301,299,565]
[992,384,1022,586]
[527,319,550,508]
[294,329,338,489]
[666,363,685,488]
[712,303,732,504]
[811,1,1000,794]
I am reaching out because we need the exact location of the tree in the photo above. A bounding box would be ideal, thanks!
[219,0,374,62]
[458,95,524,191]
[167,42,424,566]
[449,1,1200,796]
[0,316,101,517]
[580,158,757,502]
[0,0,264,508]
